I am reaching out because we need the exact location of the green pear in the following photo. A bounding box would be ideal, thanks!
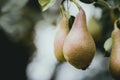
[63,6,96,69]
[87,16,102,42]
[109,19,120,80]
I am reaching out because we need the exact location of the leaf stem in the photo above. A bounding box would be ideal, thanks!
[114,18,120,30]
[60,5,66,17]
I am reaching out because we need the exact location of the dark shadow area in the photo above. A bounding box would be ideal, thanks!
[0,28,32,80]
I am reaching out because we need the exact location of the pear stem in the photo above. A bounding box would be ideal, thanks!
[114,19,120,31]
[61,0,71,20]
[70,0,81,11]
[60,4,68,18]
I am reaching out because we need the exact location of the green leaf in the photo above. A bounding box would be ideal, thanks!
[104,37,112,53]
[38,0,56,11]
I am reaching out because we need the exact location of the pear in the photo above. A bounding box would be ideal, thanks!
[63,6,96,69]
[54,6,69,62]
[87,16,102,42]
[109,19,120,80]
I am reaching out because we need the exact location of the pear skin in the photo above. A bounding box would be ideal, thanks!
[54,6,69,62]
[63,7,96,69]
[109,20,120,80]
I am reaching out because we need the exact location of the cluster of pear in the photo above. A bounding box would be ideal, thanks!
[54,0,120,79]
[54,1,96,70]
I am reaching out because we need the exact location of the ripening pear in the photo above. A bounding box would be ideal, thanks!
[109,20,120,80]
[54,6,69,62]
[63,6,96,69]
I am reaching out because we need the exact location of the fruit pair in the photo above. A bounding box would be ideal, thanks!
[54,2,96,70]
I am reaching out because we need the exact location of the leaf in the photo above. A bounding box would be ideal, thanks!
[79,0,94,4]
[104,37,112,53]
[38,0,56,11]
